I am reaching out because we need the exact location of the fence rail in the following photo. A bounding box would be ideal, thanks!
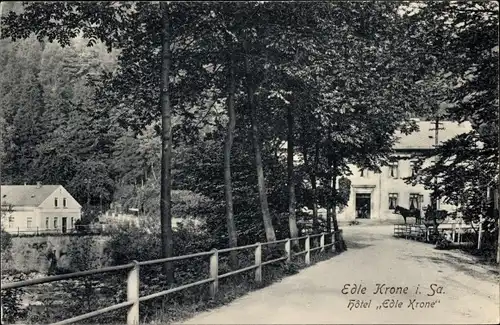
[5,224,111,237]
[393,223,474,244]
[1,230,344,325]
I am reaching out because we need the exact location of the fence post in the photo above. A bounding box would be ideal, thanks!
[17,227,19,236]
[452,223,456,242]
[320,234,325,253]
[36,227,39,236]
[285,239,291,263]
[127,261,140,325]
[331,232,336,253]
[305,235,311,265]
[255,243,262,284]
[209,249,218,298]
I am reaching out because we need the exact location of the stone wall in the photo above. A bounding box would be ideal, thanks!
[2,235,110,274]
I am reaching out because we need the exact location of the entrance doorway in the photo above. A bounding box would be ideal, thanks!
[62,217,67,234]
[355,193,371,219]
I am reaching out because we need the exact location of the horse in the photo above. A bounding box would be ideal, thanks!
[421,205,450,242]
[422,205,448,227]
[393,205,421,224]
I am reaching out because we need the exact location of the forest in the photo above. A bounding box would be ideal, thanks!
[1,1,498,269]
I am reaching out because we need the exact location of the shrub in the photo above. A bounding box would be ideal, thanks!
[65,236,102,272]
[1,273,27,324]
[105,228,161,265]
[1,227,13,262]
[1,227,12,252]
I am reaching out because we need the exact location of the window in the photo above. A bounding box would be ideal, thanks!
[27,217,33,228]
[409,193,422,210]
[63,198,67,208]
[8,216,14,228]
[410,161,417,177]
[389,193,398,210]
[45,217,50,229]
[389,163,399,178]
[54,217,58,229]
[54,197,58,208]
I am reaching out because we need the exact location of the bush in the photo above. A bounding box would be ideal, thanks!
[1,273,27,324]
[1,227,13,262]
[105,228,161,265]
[1,227,12,252]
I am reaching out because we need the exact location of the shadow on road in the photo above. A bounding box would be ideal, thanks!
[413,254,499,283]
[344,240,373,250]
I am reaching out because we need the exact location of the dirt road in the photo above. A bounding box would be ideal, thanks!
[181,225,499,324]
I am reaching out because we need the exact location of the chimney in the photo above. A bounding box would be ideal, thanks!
[36,182,42,188]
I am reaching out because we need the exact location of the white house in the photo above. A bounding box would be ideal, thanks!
[279,120,473,223]
[337,120,473,222]
[1,183,82,234]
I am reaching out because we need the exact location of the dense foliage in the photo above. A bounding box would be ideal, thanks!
[401,2,499,248]
[1,1,497,264]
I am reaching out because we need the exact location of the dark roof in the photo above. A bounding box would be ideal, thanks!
[394,121,472,150]
[1,185,60,207]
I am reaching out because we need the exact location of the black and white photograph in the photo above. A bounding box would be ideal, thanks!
[0,1,499,324]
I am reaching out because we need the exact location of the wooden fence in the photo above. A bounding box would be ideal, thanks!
[393,223,473,244]
[6,225,107,237]
[1,230,343,325]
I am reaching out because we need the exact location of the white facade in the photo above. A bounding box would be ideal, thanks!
[1,184,82,235]
[296,120,472,223]
[336,120,472,222]
[336,154,457,222]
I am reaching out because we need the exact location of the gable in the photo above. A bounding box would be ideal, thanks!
[39,186,82,209]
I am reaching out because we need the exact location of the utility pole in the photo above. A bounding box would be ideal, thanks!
[429,114,445,239]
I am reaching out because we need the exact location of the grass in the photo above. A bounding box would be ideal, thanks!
[459,243,498,266]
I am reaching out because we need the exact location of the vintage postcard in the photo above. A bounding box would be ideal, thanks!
[1,1,499,324]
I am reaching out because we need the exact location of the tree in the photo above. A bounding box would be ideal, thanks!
[2,2,178,279]
[401,2,498,257]
[158,1,174,279]
[222,41,238,267]
[0,36,45,184]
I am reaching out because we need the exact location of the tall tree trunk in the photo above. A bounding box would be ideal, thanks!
[287,104,299,243]
[243,41,276,243]
[497,106,500,264]
[326,205,332,234]
[159,2,174,281]
[431,196,439,241]
[311,143,320,233]
[224,52,238,268]
[495,187,499,264]
[325,157,334,235]
[331,172,343,251]
[0,1,3,225]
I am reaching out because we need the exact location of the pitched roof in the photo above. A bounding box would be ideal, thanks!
[1,185,60,207]
[394,120,472,150]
